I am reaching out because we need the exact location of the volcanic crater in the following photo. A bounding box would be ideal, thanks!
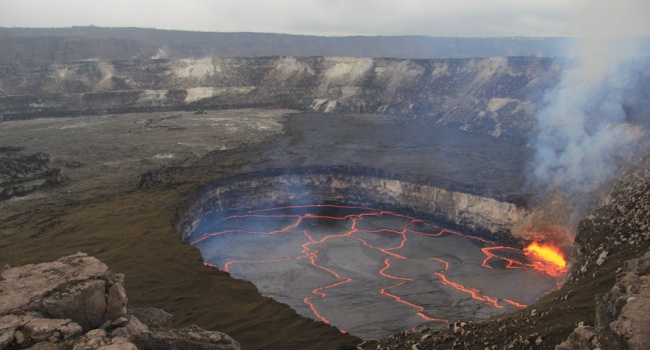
[2,51,647,349]
[177,167,562,338]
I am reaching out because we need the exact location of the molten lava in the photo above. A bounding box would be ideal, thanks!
[189,204,562,337]
[524,242,567,277]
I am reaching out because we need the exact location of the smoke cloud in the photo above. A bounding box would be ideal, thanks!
[530,37,640,194]
[524,0,649,237]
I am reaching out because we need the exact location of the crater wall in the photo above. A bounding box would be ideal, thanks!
[0,56,562,142]
[177,168,528,242]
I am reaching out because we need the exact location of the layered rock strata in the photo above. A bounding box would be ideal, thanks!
[0,56,561,142]
[177,167,528,242]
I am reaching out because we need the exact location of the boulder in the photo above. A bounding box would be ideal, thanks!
[42,279,107,331]
[105,278,128,322]
[0,313,85,350]
[0,252,127,330]
[132,325,240,350]
[23,318,83,343]
[0,253,239,350]
[72,327,138,350]
[0,314,29,349]
[128,308,173,330]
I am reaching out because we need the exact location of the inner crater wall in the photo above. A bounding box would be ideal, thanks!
[177,170,528,241]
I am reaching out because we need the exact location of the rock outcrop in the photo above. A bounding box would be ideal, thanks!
[0,253,240,350]
[600,251,650,350]
[569,158,650,282]
[555,323,600,350]
[555,251,650,350]
[0,147,66,201]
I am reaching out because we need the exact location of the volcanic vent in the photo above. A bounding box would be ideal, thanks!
[177,167,565,339]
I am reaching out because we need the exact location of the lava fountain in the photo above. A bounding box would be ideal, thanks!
[524,242,568,277]
[177,168,565,339]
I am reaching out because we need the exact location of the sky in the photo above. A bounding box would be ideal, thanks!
[1,0,649,37]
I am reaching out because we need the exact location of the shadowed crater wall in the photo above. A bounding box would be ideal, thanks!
[177,166,528,241]
[175,167,562,338]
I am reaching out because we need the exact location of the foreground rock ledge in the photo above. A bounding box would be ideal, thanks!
[0,252,240,350]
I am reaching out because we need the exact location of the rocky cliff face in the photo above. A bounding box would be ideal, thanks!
[0,56,562,142]
[0,253,240,350]
[4,56,647,142]
[177,167,528,243]
[554,155,650,350]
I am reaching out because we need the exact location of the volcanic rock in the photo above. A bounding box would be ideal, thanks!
[555,325,600,350]
[127,308,173,330]
[0,253,240,350]
[131,325,239,350]
[595,251,608,266]
[0,149,66,201]
[0,252,119,322]
[556,247,650,350]
[556,156,650,350]
[177,167,528,241]
[22,318,83,343]
[0,40,647,348]
[601,251,650,350]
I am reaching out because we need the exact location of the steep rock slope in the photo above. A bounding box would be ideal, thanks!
[177,168,528,242]
[0,56,560,142]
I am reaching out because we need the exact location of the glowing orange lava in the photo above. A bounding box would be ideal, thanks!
[190,204,562,333]
[524,242,567,277]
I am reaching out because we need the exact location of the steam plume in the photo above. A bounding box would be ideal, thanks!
[524,0,648,238]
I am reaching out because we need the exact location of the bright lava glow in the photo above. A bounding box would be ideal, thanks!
[524,242,568,277]
[189,204,561,338]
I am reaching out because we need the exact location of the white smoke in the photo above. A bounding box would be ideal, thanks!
[516,0,650,242]
[151,47,170,59]
[529,0,648,197]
